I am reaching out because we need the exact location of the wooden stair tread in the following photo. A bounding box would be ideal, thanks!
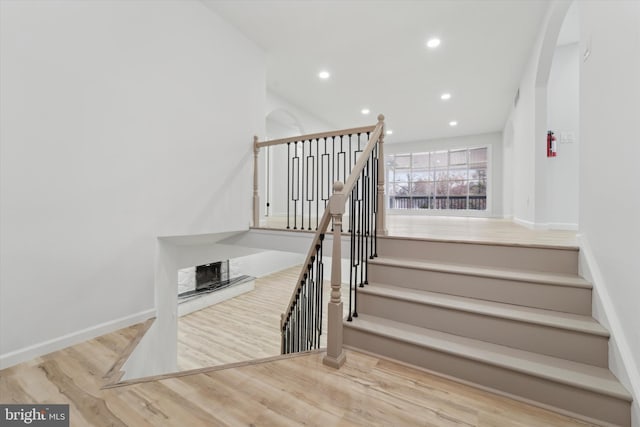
[345,314,631,402]
[360,283,607,337]
[371,256,591,288]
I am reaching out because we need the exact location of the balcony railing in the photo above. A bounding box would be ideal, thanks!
[389,195,487,210]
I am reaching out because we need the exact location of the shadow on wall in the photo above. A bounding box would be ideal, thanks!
[264,108,304,219]
[266,108,304,139]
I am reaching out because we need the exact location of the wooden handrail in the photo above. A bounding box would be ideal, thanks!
[281,208,331,322]
[272,114,387,366]
[256,125,376,148]
[342,119,383,198]
[280,115,385,338]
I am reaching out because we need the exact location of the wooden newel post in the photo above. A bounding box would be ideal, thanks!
[253,135,260,227]
[376,114,388,236]
[323,181,347,369]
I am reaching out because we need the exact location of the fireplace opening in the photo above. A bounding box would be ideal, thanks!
[178,259,252,300]
[196,260,229,292]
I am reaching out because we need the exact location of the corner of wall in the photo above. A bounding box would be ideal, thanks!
[0,309,156,370]
[578,234,640,424]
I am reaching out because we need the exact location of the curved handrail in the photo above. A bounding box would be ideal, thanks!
[280,115,385,352]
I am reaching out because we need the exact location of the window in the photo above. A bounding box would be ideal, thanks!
[386,147,488,210]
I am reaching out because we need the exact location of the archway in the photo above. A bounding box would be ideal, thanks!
[534,1,579,230]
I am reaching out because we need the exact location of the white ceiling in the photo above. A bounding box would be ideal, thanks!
[205,0,549,143]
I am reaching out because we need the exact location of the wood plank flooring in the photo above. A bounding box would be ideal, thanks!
[0,323,596,426]
[0,220,588,426]
[385,215,578,246]
[261,215,578,247]
[177,266,296,369]
[178,266,347,371]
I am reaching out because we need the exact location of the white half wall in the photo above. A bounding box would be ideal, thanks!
[385,132,504,217]
[122,231,305,380]
[578,1,640,425]
[0,0,265,368]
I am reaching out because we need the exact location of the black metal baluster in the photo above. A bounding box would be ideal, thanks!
[317,235,324,346]
[284,320,288,354]
[292,297,296,353]
[316,138,320,230]
[287,143,291,229]
[348,134,352,233]
[370,147,376,259]
[290,306,294,354]
[358,169,364,291]
[302,269,307,350]
[296,289,301,352]
[373,142,379,258]
[353,184,359,317]
[301,140,305,231]
[306,140,315,231]
[292,141,299,230]
[312,247,317,347]
[321,139,330,228]
[347,192,355,321]
[364,162,369,286]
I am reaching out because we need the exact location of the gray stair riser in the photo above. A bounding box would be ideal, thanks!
[357,292,608,367]
[344,327,630,427]
[378,238,578,275]
[368,263,591,315]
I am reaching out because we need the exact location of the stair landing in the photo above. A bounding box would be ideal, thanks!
[260,214,578,247]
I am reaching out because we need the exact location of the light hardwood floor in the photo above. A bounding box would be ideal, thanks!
[178,266,301,370]
[178,266,348,371]
[262,215,578,247]
[0,323,596,426]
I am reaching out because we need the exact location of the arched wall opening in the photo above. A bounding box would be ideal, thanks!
[533,0,579,230]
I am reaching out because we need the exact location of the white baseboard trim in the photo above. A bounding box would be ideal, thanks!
[0,308,156,370]
[578,235,640,414]
[513,217,578,231]
[546,222,578,231]
[513,217,536,229]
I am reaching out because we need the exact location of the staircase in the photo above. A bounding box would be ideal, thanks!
[343,235,632,426]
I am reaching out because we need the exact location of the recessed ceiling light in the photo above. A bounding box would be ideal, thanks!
[440,93,451,100]
[361,108,370,115]
[426,38,441,48]
[449,120,458,127]
[386,130,393,135]
[318,70,330,80]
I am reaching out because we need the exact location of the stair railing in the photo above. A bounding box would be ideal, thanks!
[254,114,387,368]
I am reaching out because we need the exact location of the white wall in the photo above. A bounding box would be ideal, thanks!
[0,0,265,367]
[266,91,335,136]
[385,132,504,217]
[543,42,579,229]
[503,1,571,228]
[503,49,537,224]
[261,91,335,218]
[578,1,640,424]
